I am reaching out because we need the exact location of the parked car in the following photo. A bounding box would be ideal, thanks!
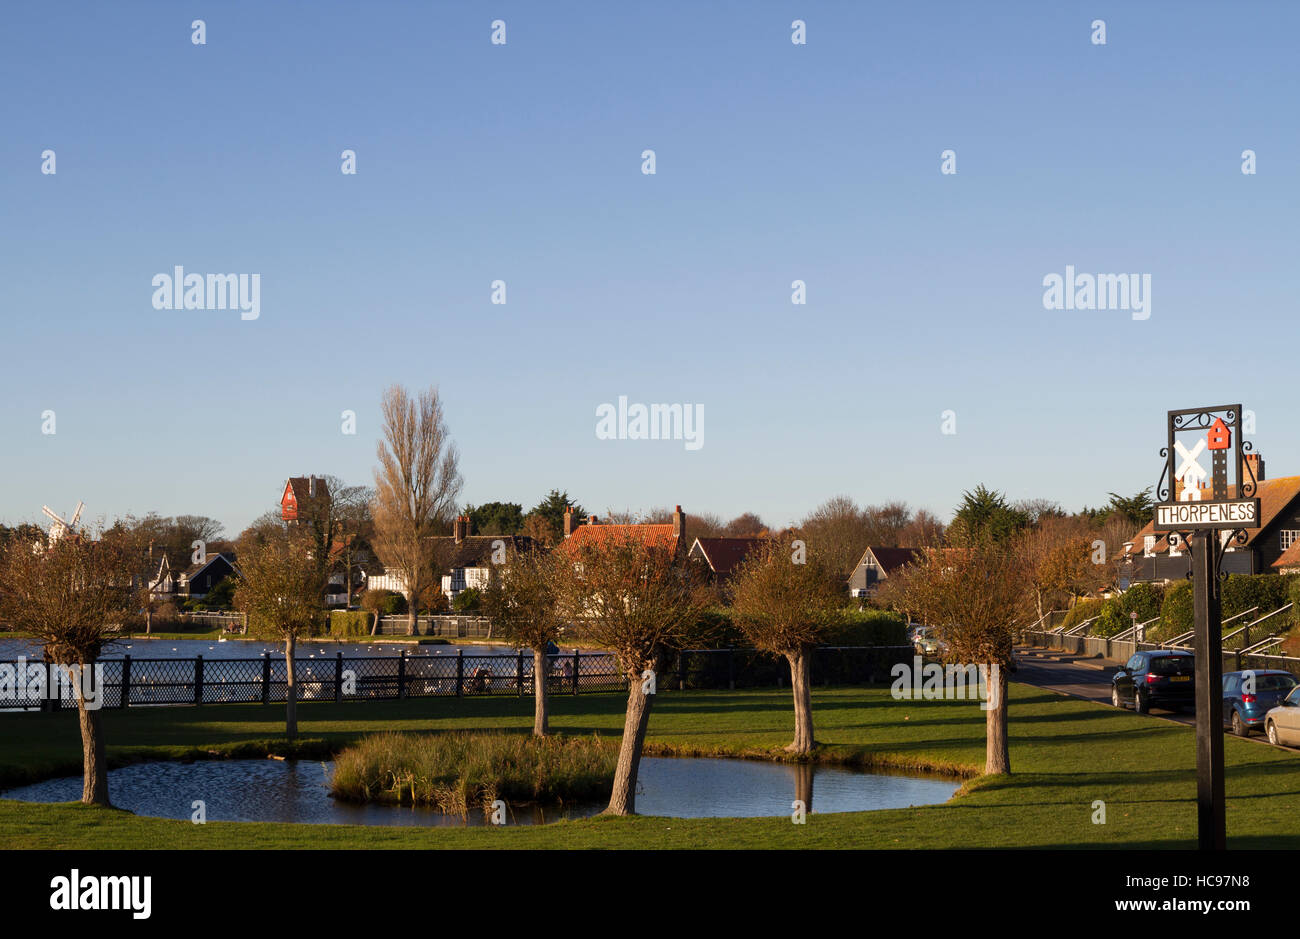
[912,626,943,656]
[1263,684,1300,746]
[1111,650,1195,713]
[1223,669,1298,736]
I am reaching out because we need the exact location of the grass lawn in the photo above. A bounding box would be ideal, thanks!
[2,683,1299,849]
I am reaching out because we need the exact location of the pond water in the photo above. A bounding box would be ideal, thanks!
[0,758,958,826]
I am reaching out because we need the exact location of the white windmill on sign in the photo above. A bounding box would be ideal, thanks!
[1174,438,1209,502]
[42,501,85,543]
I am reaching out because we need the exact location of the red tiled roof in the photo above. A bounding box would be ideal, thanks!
[561,523,678,555]
[1273,539,1300,571]
[1126,475,1300,555]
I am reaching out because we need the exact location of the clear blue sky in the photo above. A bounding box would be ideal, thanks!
[2,1,1297,537]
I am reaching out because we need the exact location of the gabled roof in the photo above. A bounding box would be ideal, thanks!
[281,476,331,520]
[854,546,923,576]
[1273,539,1300,571]
[434,535,538,570]
[1125,475,1300,556]
[689,536,770,575]
[182,552,238,580]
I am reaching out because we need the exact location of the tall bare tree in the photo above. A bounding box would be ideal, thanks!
[555,531,708,815]
[232,530,323,739]
[371,385,463,635]
[729,538,843,754]
[888,540,1030,774]
[0,528,134,805]
[482,549,564,735]
[798,495,870,582]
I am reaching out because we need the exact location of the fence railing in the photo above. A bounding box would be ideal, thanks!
[1022,629,1300,679]
[375,615,494,638]
[1,645,914,711]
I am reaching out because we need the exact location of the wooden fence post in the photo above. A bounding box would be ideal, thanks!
[398,650,407,699]
[194,655,204,705]
[456,650,463,697]
[335,652,343,703]
[121,655,132,708]
[573,649,580,695]
[727,647,735,690]
[517,649,524,697]
[261,653,271,705]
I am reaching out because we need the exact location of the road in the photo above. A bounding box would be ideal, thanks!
[1013,643,1300,752]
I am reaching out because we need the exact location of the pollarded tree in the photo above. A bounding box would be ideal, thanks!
[0,528,134,805]
[233,530,324,739]
[554,530,709,815]
[888,539,1030,774]
[482,549,564,736]
[371,385,463,634]
[729,538,843,754]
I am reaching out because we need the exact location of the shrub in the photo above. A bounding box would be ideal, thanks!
[361,589,406,617]
[1155,580,1194,641]
[330,610,371,639]
[330,732,616,811]
[1061,598,1104,631]
[826,608,908,646]
[451,587,481,612]
[1094,582,1163,638]
[1221,574,1292,622]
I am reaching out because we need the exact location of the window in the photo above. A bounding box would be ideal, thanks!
[1168,533,1181,557]
[1281,530,1300,551]
[1143,535,1156,557]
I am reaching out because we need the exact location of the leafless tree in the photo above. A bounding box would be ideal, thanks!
[798,495,870,581]
[729,538,843,754]
[724,512,768,536]
[371,385,463,635]
[232,530,323,739]
[482,549,564,735]
[554,531,709,815]
[0,528,134,805]
[887,540,1031,774]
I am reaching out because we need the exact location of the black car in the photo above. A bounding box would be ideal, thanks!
[1111,650,1195,713]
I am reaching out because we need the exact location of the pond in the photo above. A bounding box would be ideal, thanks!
[1,758,958,826]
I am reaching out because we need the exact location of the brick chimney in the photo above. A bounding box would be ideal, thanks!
[463,514,473,537]
[672,504,685,541]
[588,515,598,526]
[308,475,316,498]
[453,515,466,544]
[1245,452,1265,483]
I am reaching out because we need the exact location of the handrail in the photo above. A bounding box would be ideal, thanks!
[1243,635,1286,655]
[1223,606,1259,627]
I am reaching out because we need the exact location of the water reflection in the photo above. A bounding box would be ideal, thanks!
[1,757,957,826]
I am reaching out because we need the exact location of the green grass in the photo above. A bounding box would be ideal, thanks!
[330,731,616,809]
[2,684,1300,848]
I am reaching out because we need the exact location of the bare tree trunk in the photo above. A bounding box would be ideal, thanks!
[605,678,654,815]
[74,667,110,806]
[370,610,379,636]
[406,590,417,636]
[533,647,550,736]
[984,664,1010,774]
[145,606,152,635]
[284,635,298,740]
[784,647,815,754]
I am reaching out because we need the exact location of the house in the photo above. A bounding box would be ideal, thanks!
[688,536,769,582]
[281,475,330,525]
[560,505,688,557]
[146,553,175,600]
[1120,454,1300,583]
[176,552,238,599]
[361,516,538,603]
[434,515,537,600]
[847,546,922,598]
[326,534,381,606]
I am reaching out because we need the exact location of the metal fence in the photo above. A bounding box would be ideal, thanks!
[1,645,913,711]
[375,615,493,638]
[1021,629,1300,679]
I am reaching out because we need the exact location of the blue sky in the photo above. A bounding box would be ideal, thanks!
[1,1,1297,537]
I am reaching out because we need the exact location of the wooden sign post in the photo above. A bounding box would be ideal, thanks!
[1152,405,1260,851]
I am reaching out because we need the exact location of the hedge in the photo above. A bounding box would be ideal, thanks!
[330,610,373,638]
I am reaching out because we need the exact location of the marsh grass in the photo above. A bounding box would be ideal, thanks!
[330,732,615,812]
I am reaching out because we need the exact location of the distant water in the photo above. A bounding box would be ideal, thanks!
[0,637,560,661]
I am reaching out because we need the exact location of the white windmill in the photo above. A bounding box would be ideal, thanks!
[42,501,85,543]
